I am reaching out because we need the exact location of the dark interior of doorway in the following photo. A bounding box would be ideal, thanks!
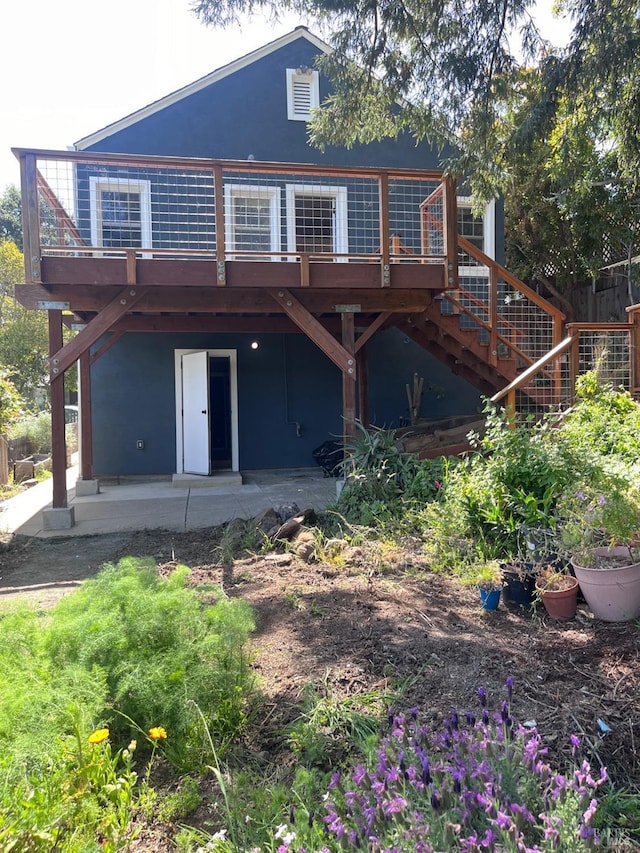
[209,357,232,470]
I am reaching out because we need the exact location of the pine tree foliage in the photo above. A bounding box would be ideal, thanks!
[193,0,640,198]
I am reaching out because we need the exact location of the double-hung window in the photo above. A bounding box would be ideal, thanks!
[89,176,152,252]
[224,184,281,261]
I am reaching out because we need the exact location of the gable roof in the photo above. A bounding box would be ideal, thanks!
[74,27,331,150]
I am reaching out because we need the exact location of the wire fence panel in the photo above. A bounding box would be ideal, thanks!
[32,154,448,265]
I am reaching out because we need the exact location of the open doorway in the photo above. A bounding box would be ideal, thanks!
[174,348,239,475]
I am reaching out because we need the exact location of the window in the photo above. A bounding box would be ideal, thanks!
[285,184,348,261]
[224,184,281,261]
[458,206,484,253]
[286,67,319,121]
[457,198,496,268]
[89,177,151,251]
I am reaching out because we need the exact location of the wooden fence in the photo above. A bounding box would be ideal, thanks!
[0,436,8,485]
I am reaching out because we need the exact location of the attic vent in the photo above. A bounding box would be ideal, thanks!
[286,67,319,121]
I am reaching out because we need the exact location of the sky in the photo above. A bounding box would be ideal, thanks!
[1,0,573,192]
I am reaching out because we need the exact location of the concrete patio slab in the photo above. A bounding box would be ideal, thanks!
[0,467,338,539]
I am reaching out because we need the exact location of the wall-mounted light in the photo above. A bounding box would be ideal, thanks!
[251,341,259,350]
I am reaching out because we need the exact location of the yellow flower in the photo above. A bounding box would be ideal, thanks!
[148,726,167,741]
[88,728,110,744]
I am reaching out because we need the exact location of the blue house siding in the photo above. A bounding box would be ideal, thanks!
[81,38,444,172]
[89,329,480,475]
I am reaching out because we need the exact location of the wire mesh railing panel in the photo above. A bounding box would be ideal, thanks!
[31,154,448,265]
[389,177,444,260]
[37,159,218,255]
[511,356,573,423]
[221,170,381,261]
[577,329,632,389]
[496,285,554,367]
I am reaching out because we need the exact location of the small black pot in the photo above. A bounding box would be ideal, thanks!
[501,563,537,607]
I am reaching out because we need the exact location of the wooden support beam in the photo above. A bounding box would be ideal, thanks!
[48,310,67,508]
[20,153,41,284]
[342,311,357,448]
[354,310,392,353]
[379,173,391,287]
[79,350,93,480]
[213,164,226,286]
[17,284,433,315]
[444,175,458,291]
[269,289,356,378]
[357,344,370,428]
[49,286,148,380]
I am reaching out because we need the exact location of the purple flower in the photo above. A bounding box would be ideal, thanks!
[478,686,487,708]
[430,790,441,812]
[466,711,476,726]
[495,811,512,830]
[328,771,341,790]
[597,494,606,506]
[352,764,367,785]
[383,796,408,815]
[570,734,581,751]
[583,798,598,824]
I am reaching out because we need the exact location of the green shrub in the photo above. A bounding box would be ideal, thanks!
[7,411,52,454]
[44,557,256,767]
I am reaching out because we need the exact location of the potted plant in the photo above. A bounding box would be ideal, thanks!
[534,568,579,621]
[474,562,503,610]
[559,485,640,622]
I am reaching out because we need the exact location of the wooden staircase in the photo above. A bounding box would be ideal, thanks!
[392,229,566,403]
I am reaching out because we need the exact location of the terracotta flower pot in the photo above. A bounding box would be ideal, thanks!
[570,547,640,622]
[535,576,579,621]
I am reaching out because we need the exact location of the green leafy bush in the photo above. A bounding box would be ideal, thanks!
[44,557,256,766]
[7,411,52,454]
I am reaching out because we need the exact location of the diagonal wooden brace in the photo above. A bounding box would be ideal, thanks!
[49,286,149,380]
[269,288,356,380]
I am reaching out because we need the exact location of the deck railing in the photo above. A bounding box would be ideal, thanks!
[14,148,457,286]
[491,307,640,419]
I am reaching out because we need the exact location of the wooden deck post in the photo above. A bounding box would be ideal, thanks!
[48,310,67,509]
[19,153,41,285]
[444,175,458,291]
[378,172,391,287]
[79,350,93,480]
[341,311,357,449]
[357,344,370,428]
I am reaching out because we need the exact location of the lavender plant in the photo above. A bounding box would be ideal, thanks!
[276,680,607,853]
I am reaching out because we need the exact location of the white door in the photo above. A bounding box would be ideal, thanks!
[182,351,210,475]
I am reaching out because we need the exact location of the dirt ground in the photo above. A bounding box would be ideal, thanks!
[1,521,639,849]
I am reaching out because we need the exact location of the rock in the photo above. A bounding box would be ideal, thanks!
[264,553,293,566]
[274,503,300,522]
[254,507,280,533]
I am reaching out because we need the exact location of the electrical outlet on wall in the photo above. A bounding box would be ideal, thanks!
[136,440,145,450]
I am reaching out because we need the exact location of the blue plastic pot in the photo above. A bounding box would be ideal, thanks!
[479,587,501,610]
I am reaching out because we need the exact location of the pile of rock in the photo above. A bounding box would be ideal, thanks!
[254,503,319,561]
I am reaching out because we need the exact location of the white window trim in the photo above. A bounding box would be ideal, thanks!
[286,67,319,121]
[457,196,495,277]
[285,183,348,262]
[224,183,281,261]
[174,348,239,474]
[89,176,152,256]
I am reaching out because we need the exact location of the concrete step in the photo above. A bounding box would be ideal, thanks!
[172,472,243,489]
